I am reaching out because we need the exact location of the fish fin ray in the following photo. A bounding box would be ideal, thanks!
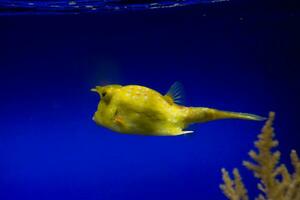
[165,81,185,105]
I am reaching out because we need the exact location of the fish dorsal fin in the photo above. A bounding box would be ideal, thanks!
[164,82,185,105]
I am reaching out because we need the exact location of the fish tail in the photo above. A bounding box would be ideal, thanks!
[184,107,266,124]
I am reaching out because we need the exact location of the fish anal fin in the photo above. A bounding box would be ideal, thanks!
[181,131,194,134]
[174,130,194,136]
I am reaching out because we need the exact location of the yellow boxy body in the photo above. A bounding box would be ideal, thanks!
[91,83,265,136]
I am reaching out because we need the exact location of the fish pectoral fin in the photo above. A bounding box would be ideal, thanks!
[114,115,125,127]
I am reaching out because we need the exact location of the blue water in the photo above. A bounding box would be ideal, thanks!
[0,1,300,200]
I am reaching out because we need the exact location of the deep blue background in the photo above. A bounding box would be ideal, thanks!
[1,1,300,200]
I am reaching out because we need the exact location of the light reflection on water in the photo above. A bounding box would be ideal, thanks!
[0,0,229,15]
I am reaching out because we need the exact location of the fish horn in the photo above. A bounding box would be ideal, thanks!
[90,86,102,93]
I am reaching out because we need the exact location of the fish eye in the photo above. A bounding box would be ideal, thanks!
[102,92,107,97]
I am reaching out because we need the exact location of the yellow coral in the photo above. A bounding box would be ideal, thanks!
[220,168,248,200]
[220,112,300,200]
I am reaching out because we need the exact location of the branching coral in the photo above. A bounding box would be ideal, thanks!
[220,168,249,200]
[220,112,300,200]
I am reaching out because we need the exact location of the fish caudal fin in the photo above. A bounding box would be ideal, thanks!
[230,112,266,121]
[184,107,266,124]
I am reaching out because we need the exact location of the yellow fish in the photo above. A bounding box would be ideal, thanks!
[91,82,265,136]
